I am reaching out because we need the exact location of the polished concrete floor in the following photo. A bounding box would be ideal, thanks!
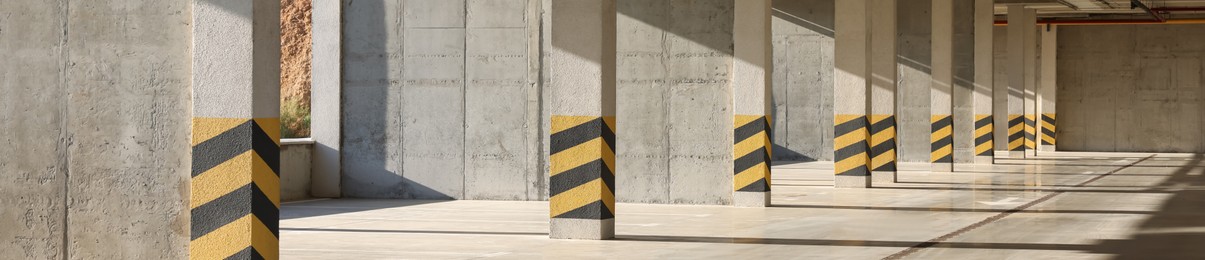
[281,152,1205,259]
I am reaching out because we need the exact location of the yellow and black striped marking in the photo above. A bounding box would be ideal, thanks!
[734,115,772,192]
[550,116,616,220]
[868,115,896,172]
[1024,114,1037,149]
[930,115,953,163]
[1041,113,1056,146]
[835,115,869,176]
[191,118,280,260]
[1008,114,1024,151]
[974,115,994,156]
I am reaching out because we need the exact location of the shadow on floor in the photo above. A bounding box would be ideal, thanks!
[1087,153,1205,258]
[281,199,448,220]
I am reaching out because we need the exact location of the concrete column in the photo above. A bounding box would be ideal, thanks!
[834,0,871,188]
[1005,5,1029,158]
[1038,25,1058,151]
[952,0,976,166]
[1023,9,1039,157]
[930,0,954,171]
[733,0,772,207]
[311,0,341,198]
[190,0,281,258]
[973,0,995,164]
[547,0,616,240]
[869,0,898,183]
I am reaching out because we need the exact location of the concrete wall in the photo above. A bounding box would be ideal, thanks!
[1058,24,1205,152]
[616,0,735,205]
[770,0,834,162]
[281,142,314,202]
[896,1,932,163]
[0,0,191,258]
[341,0,544,200]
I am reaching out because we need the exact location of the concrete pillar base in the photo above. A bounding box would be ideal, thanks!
[1009,151,1026,159]
[974,156,993,164]
[1039,145,1055,152]
[550,218,614,240]
[835,175,872,188]
[734,191,770,207]
[872,171,897,184]
[931,162,953,172]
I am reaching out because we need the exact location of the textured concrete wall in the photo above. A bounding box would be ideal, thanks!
[341,0,543,200]
[281,143,313,202]
[896,1,932,163]
[616,0,734,205]
[0,0,191,258]
[1058,24,1205,152]
[770,0,834,162]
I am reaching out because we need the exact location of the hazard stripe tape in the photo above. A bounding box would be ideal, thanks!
[1041,113,1056,146]
[734,115,772,192]
[1008,114,1024,151]
[930,115,953,163]
[974,115,993,156]
[868,115,896,172]
[549,116,616,220]
[191,118,279,260]
[834,115,869,177]
[1024,114,1036,149]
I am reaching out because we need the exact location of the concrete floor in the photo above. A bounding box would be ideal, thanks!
[281,152,1205,259]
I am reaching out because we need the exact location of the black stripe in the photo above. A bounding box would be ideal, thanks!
[931,136,953,152]
[737,178,769,192]
[553,200,614,220]
[834,117,867,136]
[601,119,615,152]
[869,116,895,134]
[1042,139,1055,145]
[251,183,279,238]
[224,247,258,260]
[1024,117,1036,126]
[975,133,993,145]
[602,162,615,194]
[834,141,868,161]
[837,165,870,176]
[734,117,767,144]
[1042,128,1056,138]
[872,161,897,172]
[734,149,768,174]
[1008,116,1024,126]
[193,121,254,177]
[975,116,992,129]
[1009,131,1024,142]
[934,154,953,163]
[251,121,280,176]
[930,116,953,132]
[192,184,251,240]
[550,160,604,197]
[870,139,895,158]
[978,149,993,156]
[550,118,603,155]
[1042,114,1055,124]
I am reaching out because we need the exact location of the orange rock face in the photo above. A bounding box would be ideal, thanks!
[281,0,311,137]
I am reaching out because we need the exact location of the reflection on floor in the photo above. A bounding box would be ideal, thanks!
[281,152,1205,259]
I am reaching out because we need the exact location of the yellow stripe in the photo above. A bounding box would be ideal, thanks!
[931,145,953,161]
[762,128,773,158]
[191,151,253,209]
[870,149,895,169]
[190,215,252,259]
[550,138,604,176]
[253,118,282,146]
[550,179,605,217]
[252,152,281,208]
[975,141,993,154]
[552,115,598,134]
[734,162,768,189]
[835,130,867,151]
[870,126,895,146]
[602,116,616,133]
[601,139,615,173]
[735,115,762,128]
[1009,138,1023,149]
[252,216,280,260]
[931,125,953,143]
[835,152,868,174]
[835,114,863,125]
[193,118,249,146]
[975,124,993,137]
[1042,134,1056,144]
[735,132,769,158]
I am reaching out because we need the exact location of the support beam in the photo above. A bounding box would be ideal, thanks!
[1038,25,1058,152]
[869,0,898,183]
[834,0,871,188]
[190,0,281,258]
[311,0,341,198]
[1005,5,1030,158]
[547,0,616,240]
[733,0,773,207]
[974,0,995,164]
[931,0,954,172]
[1023,9,1039,157]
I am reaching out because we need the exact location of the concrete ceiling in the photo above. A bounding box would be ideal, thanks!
[995,0,1205,17]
